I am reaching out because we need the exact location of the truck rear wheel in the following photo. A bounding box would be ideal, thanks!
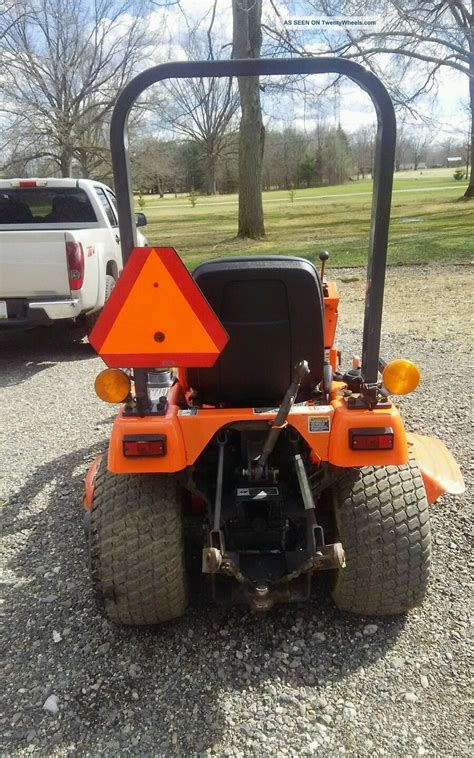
[331,457,431,616]
[85,273,115,336]
[89,461,188,625]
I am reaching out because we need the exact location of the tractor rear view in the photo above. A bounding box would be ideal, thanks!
[84,58,464,625]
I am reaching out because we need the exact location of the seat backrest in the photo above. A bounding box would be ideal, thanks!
[187,256,325,407]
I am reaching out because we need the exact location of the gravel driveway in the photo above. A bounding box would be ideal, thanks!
[2,264,472,756]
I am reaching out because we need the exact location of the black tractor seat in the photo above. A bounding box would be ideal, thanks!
[188,256,325,407]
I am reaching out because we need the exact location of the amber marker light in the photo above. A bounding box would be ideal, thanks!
[383,359,421,395]
[94,368,131,403]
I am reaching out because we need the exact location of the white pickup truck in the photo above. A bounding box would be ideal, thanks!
[0,178,147,336]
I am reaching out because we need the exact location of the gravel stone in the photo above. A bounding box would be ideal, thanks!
[318,713,333,726]
[391,656,405,669]
[343,705,357,721]
[2,266,472,756]
[42,594,58,604]
[363,624,379,636]
[42,695,59,714]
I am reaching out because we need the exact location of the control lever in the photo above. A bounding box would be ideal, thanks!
[254,360,310,479]
[319,250,329,281]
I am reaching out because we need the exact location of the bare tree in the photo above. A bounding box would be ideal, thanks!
[0,1,31,40]
[351,125,376,177]
[0,0,156,177]
[266,1,474,198]
[233,0,265,237]
[394,121,411,171]
[153,5,239,195]
[160,77,238,195]
[157,73,239,195]
[131,136,175,195]
[405,129,431,170]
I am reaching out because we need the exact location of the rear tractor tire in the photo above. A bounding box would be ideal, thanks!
[89,460,188,625]
[332,456,431,616]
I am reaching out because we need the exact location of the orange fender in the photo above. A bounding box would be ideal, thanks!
[407,433,465,505]
[83,454,103,511]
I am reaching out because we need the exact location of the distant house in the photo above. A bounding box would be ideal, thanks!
[447,157,463,167]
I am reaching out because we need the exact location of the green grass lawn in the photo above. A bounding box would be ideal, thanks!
[136,169,472,269]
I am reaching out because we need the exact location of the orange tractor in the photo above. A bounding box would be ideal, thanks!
[84,58,464,625]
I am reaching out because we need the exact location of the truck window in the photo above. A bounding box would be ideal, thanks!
[105,190,119,219]
[0,188,97,224]
[95,187,118,227]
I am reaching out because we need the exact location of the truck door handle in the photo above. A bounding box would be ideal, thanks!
[115,235,120,244]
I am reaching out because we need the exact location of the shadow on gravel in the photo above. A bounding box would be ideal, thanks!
[0,328,96,387]
[4,442,406,754]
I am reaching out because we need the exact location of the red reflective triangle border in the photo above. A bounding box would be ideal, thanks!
[89,246,229,367]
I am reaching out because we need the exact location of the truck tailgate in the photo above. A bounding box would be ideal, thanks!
[0,231,71,297]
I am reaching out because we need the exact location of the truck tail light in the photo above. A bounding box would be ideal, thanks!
[123,435,167,457]
[9,180,47,187]
[66,241,84,290]
[349,427,394,451]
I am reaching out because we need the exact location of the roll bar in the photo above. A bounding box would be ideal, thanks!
[110,57,396,389]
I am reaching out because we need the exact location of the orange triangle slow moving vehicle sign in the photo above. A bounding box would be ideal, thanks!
[89,247,229,368]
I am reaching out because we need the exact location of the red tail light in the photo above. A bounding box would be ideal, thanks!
[19,180,37,187]
[66,241,84,290]
[123,435,167,457]
[349,427,394,450]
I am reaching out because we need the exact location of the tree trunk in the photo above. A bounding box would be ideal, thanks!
[464,52,474,198]
[232,0,265,238]
[77,149,90,178]
[205,153,217,195]
[60,148,72,177]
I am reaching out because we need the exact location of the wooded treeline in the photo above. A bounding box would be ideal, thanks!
[4,118,467,197]
[117,124,468,196]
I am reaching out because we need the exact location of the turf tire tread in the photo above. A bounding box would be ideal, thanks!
[332,455,431,616]
[89,460,187,625]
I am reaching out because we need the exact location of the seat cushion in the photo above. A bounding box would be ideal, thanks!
[187,256,325,407]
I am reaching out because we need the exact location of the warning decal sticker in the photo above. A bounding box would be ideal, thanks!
[253,405,332,415]
[308,415,331,433]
